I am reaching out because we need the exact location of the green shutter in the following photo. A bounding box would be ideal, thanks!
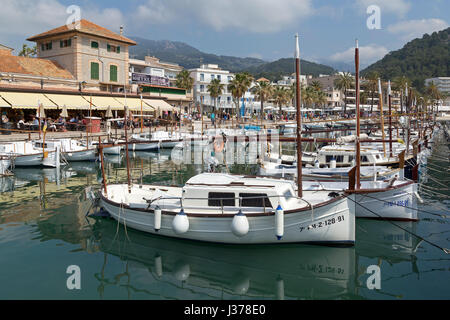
[91,41,98,49]
[107,44,110,52]
[68,39,71,47]
[117,46,120,53]
[110,65,117,82]
[91,62,99,80]
[60,40,63,48]
[49,42,52,50]
[41,44,45,51]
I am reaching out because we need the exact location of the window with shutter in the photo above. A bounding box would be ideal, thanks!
[91,41,99,49]
[91,62,99,80]
[117,46,120,53]
[110,65,117,82]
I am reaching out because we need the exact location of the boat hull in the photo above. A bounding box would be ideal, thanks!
[100,188,355,246]
[63,149,97,162]
[127,142,160,151]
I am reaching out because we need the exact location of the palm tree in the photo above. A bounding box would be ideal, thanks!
[252,81,274,123]
[273,86,289,114]
[310,80,322,92]
[207,78,224,127]
[334,72,353,113]
[175,69,194,93]
[316,90,327,108]
[227,72,254,119]
[365,71,379,113]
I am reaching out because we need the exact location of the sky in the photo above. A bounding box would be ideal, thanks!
[0,0,448,69]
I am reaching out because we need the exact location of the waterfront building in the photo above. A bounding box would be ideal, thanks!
[27,19,136,93]
[189,64,234,113]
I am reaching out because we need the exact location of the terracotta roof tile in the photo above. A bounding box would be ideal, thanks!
[27,19,136,45]
[0,54,74,80]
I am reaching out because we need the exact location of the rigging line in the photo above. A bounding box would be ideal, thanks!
[343,194,449,255]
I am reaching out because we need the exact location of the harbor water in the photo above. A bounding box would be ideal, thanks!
[0,130,449,300]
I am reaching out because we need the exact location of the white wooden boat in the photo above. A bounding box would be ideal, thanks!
[260,160,401,181]
[100,173,355,245]
[0,141,61,167]
[34,139,97,162]
[128,133,160,151]
[302,179,418,221]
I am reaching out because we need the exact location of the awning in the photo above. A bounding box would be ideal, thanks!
[144,99,175,112]
[44,93,91,110]
[113,97,155,112]
[0,92,57,109]
[83,96,123,110]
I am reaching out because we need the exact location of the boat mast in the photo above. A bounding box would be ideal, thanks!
[295,34,303,197]
[355,40,361,189]
[388,80,393,158]
[378,78,386,158]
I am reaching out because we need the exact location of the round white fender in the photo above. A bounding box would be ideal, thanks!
[173,261,190,281]
[275,204,284,240]
[231,210,249,237]
[172,208,189,234]
[154,205,162,232]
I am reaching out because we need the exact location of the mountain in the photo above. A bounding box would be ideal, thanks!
[362,27,450,91]
[129,37,266,72]
[129,37,336,81]
[242,58,336,81]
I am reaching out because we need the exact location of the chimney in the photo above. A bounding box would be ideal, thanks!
[120,25,124,35]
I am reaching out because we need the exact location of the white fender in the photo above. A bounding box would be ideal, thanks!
[154,206,162,232]
[275,204,284,240]
[231,210,249,237]
[172,208,189,234]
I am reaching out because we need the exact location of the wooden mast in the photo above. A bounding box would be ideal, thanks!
[295,33,303,197]
[378,78,386,158]
[388,80,393,158]
[140,93,144,134]
[355,40,361,189]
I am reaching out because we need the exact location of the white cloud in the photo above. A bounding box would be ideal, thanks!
[329,44,389,66]
[136,0,314,33]
[355,0,411,17]
[0,0,125,50]
[387,18,449,41]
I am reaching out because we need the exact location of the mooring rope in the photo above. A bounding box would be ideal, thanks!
[344,194,449,254]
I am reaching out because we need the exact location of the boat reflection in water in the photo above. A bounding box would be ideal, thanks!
[88,217,357,300]
[86,216,423,300]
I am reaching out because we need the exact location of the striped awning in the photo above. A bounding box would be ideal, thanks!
[83,96,123,111]
[113,97,155,112]
[144,99,175,112]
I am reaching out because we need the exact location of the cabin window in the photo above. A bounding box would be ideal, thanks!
[283,189,294,201]
[336,155,344,163]
[326,155,333,163]
[361,156,368,162]
[348,156,354,162]
[34,142,48,148]
[239,193,272,208]
[208,192,235,207]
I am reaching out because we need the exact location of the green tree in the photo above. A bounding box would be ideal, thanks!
[272,86,289,114]
[18,44,37,57]
[334,72,353,113]
[365,71,379,113]
[207,78,224,127]
[252,81,274,122]
[227,72,254,119]
[175,69,194,93]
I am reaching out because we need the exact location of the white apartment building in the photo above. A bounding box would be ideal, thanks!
[189,64,234,112]
[425,77,450,93]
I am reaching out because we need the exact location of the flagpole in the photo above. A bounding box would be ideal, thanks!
[295,33,303,197]
[388,80,393,158]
